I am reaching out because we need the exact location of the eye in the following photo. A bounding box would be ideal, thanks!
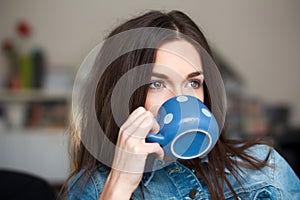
[187,79,202,89]
[149,80,165,89]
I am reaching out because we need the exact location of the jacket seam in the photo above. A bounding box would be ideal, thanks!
[90,175,100,198]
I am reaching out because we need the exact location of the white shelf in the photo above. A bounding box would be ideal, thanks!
[0,89,72,102]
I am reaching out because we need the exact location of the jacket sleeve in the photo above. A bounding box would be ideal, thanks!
[271,148,300,199]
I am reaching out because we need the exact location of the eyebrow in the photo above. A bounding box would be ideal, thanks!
[151,72,169,79]
[187,71,203,78]
[151,71,203,79]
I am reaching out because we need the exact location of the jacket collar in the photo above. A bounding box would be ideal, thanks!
[142,156,231,187]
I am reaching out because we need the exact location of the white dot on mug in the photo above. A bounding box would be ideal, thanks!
[164,113,173,124]
[176,96,188,102]
[201,108,212,117]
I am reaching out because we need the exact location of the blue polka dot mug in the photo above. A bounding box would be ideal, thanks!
[146,95,219,159]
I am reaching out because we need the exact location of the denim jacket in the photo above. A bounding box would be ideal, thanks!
[68,145,300,199]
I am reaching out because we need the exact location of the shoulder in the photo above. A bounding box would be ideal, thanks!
[244,144,297,177]
[68,165,110,200]
[244,143,271,158]
[240,144,298,179]
[234,144,300,199]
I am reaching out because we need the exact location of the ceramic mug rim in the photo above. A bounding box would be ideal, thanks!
[170,129,212,159]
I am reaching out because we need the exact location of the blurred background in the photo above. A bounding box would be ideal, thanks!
[0,0,299,199]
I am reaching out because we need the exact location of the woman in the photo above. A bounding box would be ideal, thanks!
[66,10,299,199]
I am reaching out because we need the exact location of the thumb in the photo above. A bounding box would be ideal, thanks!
[144,143,164,160]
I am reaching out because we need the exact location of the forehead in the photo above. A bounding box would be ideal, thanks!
[153,39,203,74]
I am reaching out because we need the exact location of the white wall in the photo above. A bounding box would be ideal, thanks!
[1,0,300,126]
[0,131,69,183]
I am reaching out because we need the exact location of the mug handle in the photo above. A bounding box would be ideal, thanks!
[146,133,167,146]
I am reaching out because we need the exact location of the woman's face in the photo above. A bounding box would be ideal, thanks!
[145,39,204,115]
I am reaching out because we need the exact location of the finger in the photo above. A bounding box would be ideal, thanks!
[120,107,146,130]
[122,111,155,138]
[112,145,148,173]
[144,143,164,160]
[149,116,160,134]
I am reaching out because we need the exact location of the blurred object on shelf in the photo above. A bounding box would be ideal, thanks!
[0,90,71,131]
[16,20,31,38]
[26,103,42,127]
[26,101,69,129]
[5,102,27,130]
[1,19,46,91]
[242,98,269,137]
[265,104,290,136]
[226,95,243,139]
[32,49,45,89]
[19,52,33,89]
[44,68,72,92]
[1,37,21,90]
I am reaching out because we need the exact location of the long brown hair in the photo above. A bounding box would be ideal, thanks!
[64,10,270,199]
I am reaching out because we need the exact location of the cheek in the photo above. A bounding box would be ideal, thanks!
[144,92,171,115]
[184,88,204,103]
[144,96,162,115]
[193,86,205,103]
[197,89,204,103]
